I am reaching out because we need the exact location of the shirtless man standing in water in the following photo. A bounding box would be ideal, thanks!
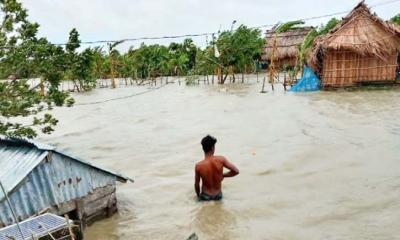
[195,135,239,201]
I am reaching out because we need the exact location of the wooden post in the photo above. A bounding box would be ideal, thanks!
[40,78,45,96]
[261,77,267,93]
[65,214,76,240]
[271,75,275,92]
[217,66,222,84]
[283,74,287,91]
[109,52,116,89]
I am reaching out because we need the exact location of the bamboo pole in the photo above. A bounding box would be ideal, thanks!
[109,50,116,89]
[38,223,56,240]
[0,180,27,240]
[268,35,278,92]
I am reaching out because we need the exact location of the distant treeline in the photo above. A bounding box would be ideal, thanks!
[0,0,398,139]
[1,0,398,91]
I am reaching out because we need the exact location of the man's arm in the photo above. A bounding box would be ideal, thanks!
[194,165,201,197]
[222,157,239,178]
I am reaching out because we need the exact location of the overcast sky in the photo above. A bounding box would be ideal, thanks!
[21,0,399,51]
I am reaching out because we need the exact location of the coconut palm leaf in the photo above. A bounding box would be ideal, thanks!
[275,20,305,33]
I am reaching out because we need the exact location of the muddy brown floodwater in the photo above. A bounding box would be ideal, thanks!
[39,81,400,240]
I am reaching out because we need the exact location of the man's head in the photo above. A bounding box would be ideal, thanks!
[201,135,217,155]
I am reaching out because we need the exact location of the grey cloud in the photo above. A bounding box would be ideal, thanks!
[21,0,399,50]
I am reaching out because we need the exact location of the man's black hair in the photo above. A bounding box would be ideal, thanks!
[201,135,217,153]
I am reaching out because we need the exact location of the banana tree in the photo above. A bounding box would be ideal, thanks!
[268,20,305,91]
[295,18,340,77]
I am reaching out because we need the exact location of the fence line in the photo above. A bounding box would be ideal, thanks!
[20,71,296,93]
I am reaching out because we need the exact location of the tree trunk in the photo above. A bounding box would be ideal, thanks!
[109,53,116,89]
[220,72,229,84]
[39,78,45,96]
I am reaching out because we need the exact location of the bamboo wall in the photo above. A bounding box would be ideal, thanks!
[322,50,398,87]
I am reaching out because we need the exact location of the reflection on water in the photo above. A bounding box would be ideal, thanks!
[39,81,400,239]
[192,202,237,240]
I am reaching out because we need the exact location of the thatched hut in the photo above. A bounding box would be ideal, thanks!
[261,27,313,69]
[309,1,400,88]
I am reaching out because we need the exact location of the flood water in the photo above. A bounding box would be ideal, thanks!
[39,80,400,240]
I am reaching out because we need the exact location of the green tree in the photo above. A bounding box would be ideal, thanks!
[65,28,96,91]
[391,14,400,24]
[215,25,264,83]
[91,47,108,79]
[131,43,169,79]
[0,0,73,139]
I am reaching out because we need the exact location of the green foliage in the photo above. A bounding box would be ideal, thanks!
[65,29,97,91]
[0,79,70,138]
[317,18,340,35]
[295,18,340,73]
[391,14,400,24]
[193,47,216,75]
[275,21,305,33]
[131,43,168,78]
[66,28,80,53]
[296,29,318,73]
[185,71,199,86]
[0,0,73,139]
[215,25,264,82]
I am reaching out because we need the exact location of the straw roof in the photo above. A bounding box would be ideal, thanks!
[261,27,313,62]
[309,1,400,73]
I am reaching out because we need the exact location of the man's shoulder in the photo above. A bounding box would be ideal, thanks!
[213,155,227,162]
[195,160,205,167]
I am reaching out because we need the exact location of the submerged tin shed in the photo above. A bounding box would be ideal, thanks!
[0,138,132,229]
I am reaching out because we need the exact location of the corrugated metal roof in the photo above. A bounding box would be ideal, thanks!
[53,150,133,184]
[0,137,133,202]
[0,142,48,202]
[0,153,118,226]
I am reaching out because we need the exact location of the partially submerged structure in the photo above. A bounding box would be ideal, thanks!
[309,1,400,88]
[0,213,77,240]
[261,27,313,69]
[0,138,132,229]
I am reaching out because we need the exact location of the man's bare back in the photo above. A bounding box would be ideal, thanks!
[195,136,239,201]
